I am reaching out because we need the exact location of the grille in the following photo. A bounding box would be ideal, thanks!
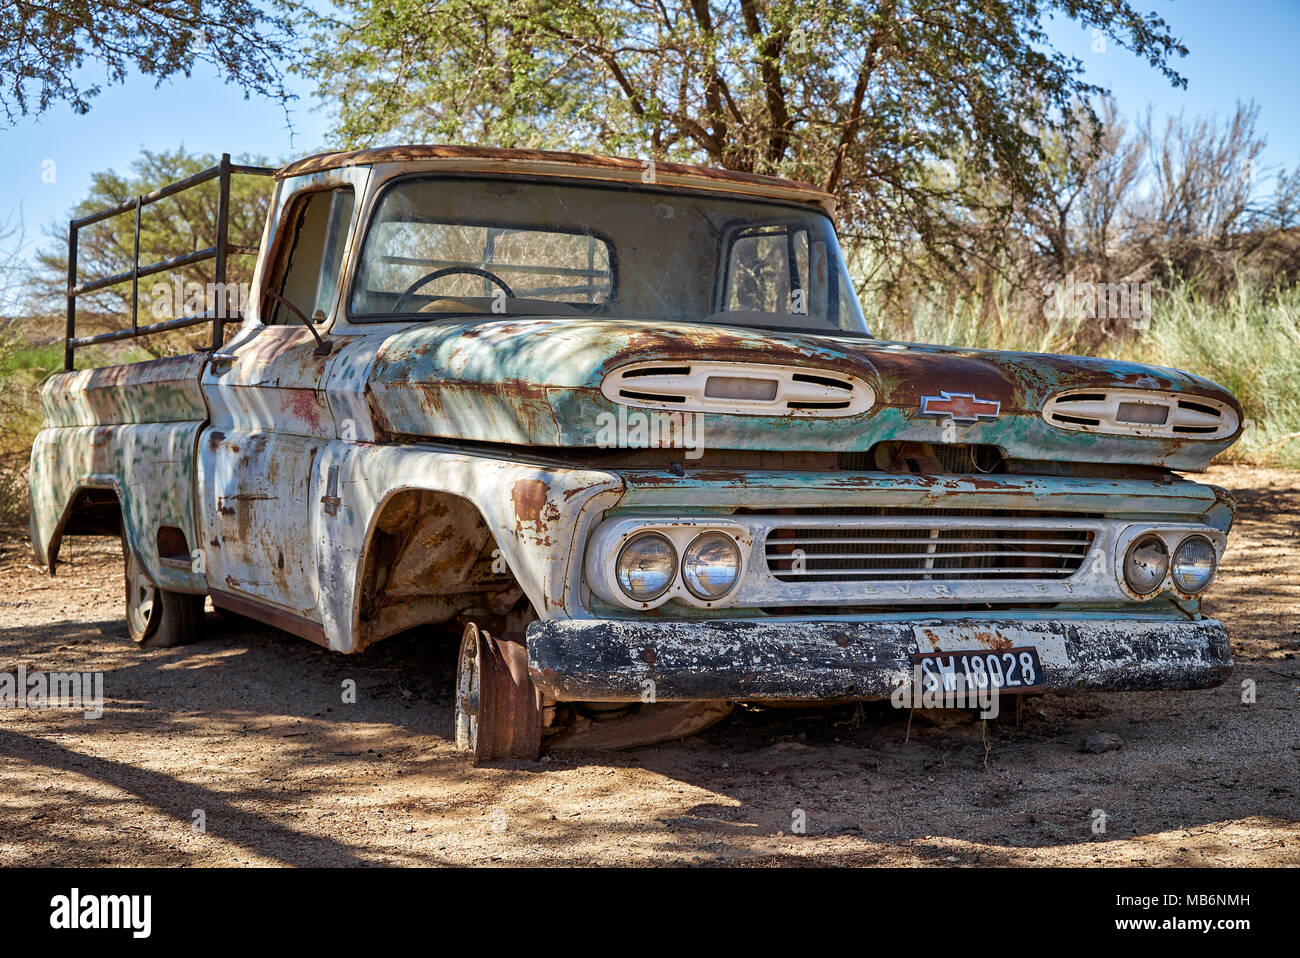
[765,519,1093,583]
[839,443,1006,474]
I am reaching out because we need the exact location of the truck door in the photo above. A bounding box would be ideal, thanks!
[197,173,361,622]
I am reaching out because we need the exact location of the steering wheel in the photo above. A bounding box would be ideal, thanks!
[391,266,515,313]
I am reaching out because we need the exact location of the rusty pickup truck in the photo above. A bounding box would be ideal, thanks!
[30,146,1242,760]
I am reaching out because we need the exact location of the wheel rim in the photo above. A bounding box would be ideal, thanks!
[454,622,542,761]
[454,625,481,752]
[124,546,159,641]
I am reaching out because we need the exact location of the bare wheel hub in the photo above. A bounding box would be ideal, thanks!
[454,622,541,763]
[454,626,481,751]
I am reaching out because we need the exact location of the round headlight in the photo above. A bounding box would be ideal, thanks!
[616,533,677,602]
[1171,535,1217,594]
[1124,534,1169,596]
[682,532,742,600]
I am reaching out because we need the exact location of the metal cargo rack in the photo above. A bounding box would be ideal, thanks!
[63,153,277,371]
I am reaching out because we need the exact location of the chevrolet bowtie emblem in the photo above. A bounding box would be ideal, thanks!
[919,391,1001,422]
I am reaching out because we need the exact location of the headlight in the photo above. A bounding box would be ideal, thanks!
[615,532,677,601]
[1124,534,1169,596]
[681,532,742,600]
[1171,535,1217,594]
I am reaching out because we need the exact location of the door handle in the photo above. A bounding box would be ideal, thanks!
[209,352,238,373]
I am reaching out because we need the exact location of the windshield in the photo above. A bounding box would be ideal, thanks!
[349,176,869,334]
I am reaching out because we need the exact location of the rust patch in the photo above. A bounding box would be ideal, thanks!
[562,479,606,501]
[285,389,322,432]
[511,478,550,530]
[970,629,1015,651]
[275,144,835,213]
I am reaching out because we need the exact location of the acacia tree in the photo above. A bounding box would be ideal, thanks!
[1015,99,1300,298]
[297,0,1188,287]
[0,0,295,123]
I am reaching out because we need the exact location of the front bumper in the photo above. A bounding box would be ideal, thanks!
[526,616,1232,702]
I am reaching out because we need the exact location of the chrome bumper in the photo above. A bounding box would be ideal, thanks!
[526,615,1232,702]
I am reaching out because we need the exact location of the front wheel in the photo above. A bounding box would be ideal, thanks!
[454,622,541,762]
[123,535,203,648]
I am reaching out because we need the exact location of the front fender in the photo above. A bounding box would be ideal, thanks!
[311,442,624,652]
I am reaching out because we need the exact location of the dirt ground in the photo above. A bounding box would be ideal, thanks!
[0,464,1296,867]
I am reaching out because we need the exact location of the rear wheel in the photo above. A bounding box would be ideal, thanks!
[454,622,541,762]
[123,536,203,648]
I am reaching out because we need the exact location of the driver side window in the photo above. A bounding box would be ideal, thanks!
[265,187,355,326]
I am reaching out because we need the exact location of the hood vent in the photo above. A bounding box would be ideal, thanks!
[601,361,875,417]
[1043,389,1239,440]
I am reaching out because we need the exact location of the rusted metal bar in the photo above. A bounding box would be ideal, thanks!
[71,246,220,296]
[72,244,262,298]
[130,196,141,335]
[212,153,232,350]
[70,165,222,229]
[64,221,77,371]
[229,164,276,177]
[210,589,328,647]
[68,162,276,230]
[62,156,275,369]
[68,313,215,348]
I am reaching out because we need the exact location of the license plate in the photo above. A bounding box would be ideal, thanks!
[909,647,1046,693]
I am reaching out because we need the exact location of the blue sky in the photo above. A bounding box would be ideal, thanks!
[2,0,1298,312]
[1044,0,1300,170]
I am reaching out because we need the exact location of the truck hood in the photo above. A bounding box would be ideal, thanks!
[362,317,1242,471]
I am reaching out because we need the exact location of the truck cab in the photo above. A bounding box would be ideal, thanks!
[30,145,1242,760]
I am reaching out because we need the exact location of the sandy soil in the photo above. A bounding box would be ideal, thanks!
[0,465,1296,867]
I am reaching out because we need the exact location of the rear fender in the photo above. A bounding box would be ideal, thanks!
[29,423,206,593]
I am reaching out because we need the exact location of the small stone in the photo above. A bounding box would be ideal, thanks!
[1080,731,1124,754]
